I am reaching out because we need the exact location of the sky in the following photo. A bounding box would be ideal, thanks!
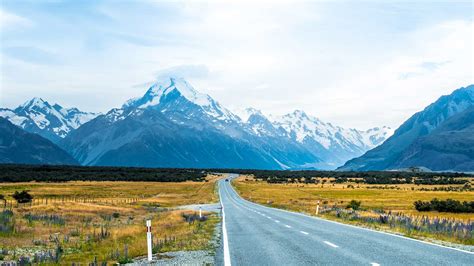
[0,0,473,129]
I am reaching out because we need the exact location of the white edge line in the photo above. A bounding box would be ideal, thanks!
[285,225,292,228]
[227,175,474,255]
[371,263,380,266]
[300,231,309,235]
[220,181,231,266]
[324,241,339,248]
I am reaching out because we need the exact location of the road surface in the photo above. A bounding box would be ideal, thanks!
[218,175,473,265]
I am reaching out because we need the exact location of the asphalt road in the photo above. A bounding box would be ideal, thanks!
[219,175,474,266]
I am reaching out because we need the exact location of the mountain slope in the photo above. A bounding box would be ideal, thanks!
[392,106,474,171]
[267,110,392,168]
[0,117,78,165]
[61,77,319,169]
[0,98,98,143]
[339,85,474,171]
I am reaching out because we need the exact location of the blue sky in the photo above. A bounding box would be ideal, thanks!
[1,0,473,129]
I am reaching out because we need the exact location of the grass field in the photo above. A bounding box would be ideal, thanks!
[0,175,221,264]
[233,175,474,245]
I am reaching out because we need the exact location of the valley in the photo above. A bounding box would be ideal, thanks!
[1,1,473,265]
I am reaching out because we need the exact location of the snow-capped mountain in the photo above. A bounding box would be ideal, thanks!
[270,110,393,150]
[61,77,319,169]
[239,108,392,168]
[0,97,98,143]
[2,76,392,169]
[59,77,391,169]
[242,108,287,137]
[0,117,78,165]
[340,84,474,171]
[124,77,239,123]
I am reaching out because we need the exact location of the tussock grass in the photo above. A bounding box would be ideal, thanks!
[234,175,474,244]
[0,174,221,264]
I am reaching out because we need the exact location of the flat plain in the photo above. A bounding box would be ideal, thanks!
[0,175,221,264]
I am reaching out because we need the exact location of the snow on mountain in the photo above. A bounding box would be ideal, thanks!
[360,126,394,148]
[269,110,392,150]
[339,84,474,171]
[239,107,262,123]
[240,108,283,137]
[0,108,29,127]
[0,117,78,165]
[238,109,393,168]
[124,76,239,123]
[3,76,392,169]
[0,97,99,142]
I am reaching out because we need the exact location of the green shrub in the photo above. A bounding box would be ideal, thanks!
[346,200,361,210]
[12,190,33,204]
[414,198,474,213]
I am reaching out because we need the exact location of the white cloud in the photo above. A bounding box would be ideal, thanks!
[305,20,474,129]
[0,9,32,30]
[1,2,472,131]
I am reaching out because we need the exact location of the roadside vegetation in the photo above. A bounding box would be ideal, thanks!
[414,199,474,213]
[0,175,220,264]
[233,175,474,245]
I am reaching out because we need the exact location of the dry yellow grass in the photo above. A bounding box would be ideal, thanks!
[0,174,221,264]
[0,174,220,207]
[233,175,474,244]
[234,175,474,220]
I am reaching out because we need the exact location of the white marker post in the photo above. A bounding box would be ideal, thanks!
[316,200,320,215]
[199,207,202,218]
[146,220,152,262]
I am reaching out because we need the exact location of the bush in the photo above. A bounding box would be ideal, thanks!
[346,200,361,210]
[182,213,207,224]
[414,198,474,213]
[118,257,133,264]
[414,200,432,211]
[12,190,33,204]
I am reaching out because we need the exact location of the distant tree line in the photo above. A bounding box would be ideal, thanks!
[0,164,471,184]
[214,169,470,185]
[0,164,206,182]
[414,198,474,213]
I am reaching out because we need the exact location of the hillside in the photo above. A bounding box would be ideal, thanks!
[0,117,78,165]
[339,85,474,171]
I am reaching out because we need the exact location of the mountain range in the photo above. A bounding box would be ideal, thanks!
[0,98,98,143]
[1,77,472,171]
[0,117,78,165]
[339,85,474,172]
[0,77,391,169]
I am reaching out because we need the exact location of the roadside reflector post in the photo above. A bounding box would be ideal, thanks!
[316,200,320,215]
[146,220,152,262]
[199,206,202,218]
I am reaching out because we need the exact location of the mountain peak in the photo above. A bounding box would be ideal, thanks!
[2,98,99,141]
[280,109,323,124]
[239,108,264,122]
[18,97,48,110]
[123,76,239,122]
[339,84,474,171]
[292,109,307,116]
[125,76,213,109]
